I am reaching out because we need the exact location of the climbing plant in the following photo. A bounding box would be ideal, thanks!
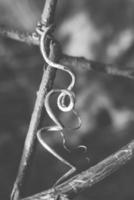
[1,0,134,200]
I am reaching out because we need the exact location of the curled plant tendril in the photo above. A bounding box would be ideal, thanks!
[36,24,88,185]
[37,89,77,185]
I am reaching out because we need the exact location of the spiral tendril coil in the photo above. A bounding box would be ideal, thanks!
[35,23,88,185]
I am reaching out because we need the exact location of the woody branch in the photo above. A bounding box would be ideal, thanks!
[21,138,134,200]
[1,1,134,200]
[10,0,59,200]
[0,28,134,79]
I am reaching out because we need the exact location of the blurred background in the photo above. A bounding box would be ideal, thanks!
[1,0,134,199]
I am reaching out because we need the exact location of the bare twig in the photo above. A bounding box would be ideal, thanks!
[1,25,134,79]
[0,27,38,45]
[0,1,133,199]
[11,0,58,200]
[1,25,134,80]
[11,43,60,200]
[22,139,134,200]
[0,0,57,45]
[41,0,58,25]
[60,55,134,79]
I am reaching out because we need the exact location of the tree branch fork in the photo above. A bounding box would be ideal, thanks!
[1,26,134,79]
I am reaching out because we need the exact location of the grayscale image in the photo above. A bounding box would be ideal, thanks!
[0,0,134,199]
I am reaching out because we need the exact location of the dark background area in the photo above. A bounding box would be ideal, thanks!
[1,0,134,199]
